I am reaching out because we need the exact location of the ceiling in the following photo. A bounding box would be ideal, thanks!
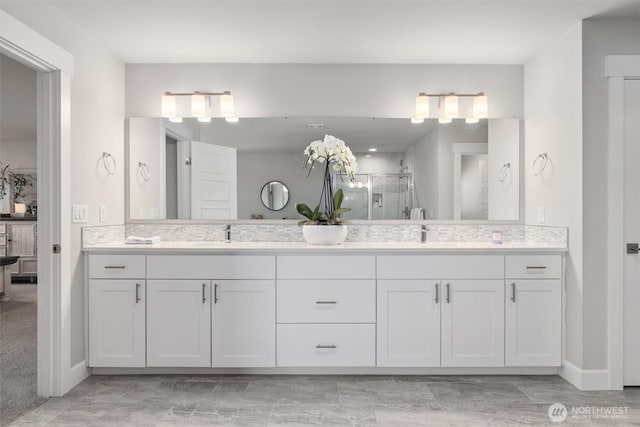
[32,0,640,64]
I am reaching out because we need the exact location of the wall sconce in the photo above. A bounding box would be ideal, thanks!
[161,90,238,123]
[411,92,488,124]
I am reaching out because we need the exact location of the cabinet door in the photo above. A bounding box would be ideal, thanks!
[8,224,36,257]
[147,280,211,367]
[377,280,441,367]
[89,280,145,367]
[212,280,275,367]
[506,280,561,366]
[441,280,504,367]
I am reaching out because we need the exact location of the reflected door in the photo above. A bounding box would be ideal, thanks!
[190,141,238,219]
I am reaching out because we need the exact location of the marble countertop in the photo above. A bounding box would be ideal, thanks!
[82,240,568,254]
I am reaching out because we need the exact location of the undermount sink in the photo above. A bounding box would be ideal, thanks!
[0,256,19,266]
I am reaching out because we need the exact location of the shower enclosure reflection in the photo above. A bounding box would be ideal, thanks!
[337,173,415,220]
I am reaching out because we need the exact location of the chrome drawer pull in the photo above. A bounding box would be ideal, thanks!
[104,265,126,269]
[214,283,219,304]
[434,283,439,303]
[510,283,516,303]
[526,266,547,270]
[316,345,337,349]
[202,283,207,304]
[135,283,141,303]
[316,301,337,304]
[446,283,451,304]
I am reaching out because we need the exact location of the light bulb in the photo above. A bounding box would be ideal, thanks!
[169,117,183,123]
[410,117,424,124]
[438,117,452,124]
[368,148,377,152]
[444,95,458,118]
[220,93,234,118]
[465,118,479,124]
[198,117,211,123]
[191,94,206,117]
[473,94,488,119]
[225,116,239,123]
[161,94,176,118]
[415,93,429,119]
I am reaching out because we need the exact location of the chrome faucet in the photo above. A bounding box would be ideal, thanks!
[225,224,231,243]
[421,224,428,243]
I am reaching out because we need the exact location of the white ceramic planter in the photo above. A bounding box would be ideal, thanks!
[302,225,348,245]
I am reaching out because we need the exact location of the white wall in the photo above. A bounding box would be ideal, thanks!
[0,54,37,169]
[125,63,523,119]
[0,4,125,366]
[488,119,520,220]
[524,23,583,367]
[582,18,640,370]
[128,118,163,219]
[413,128,439,218]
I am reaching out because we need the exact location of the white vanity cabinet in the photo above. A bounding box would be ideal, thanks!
[88,255,146,367]
[211,280,275,367]
[276,255,376,367]
[377,280,441,367]
[505,255,562,367]
[147,280,211,367]
[146,255,276,368]
[377,255,506,367]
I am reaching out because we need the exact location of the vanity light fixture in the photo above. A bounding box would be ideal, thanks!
[411,92,488,124]
[161,90,237,123]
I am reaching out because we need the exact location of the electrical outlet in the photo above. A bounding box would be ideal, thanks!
[537,206,545,224]
[99,205,106,223]
[72,204,89,224]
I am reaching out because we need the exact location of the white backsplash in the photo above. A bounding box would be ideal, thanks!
[83,223,567,247]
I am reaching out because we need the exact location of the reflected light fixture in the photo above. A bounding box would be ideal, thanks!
[161,90,237,123]
[411,91,488,124]
[368,148,377,152]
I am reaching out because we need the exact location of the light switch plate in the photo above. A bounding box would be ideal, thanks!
[537,206,545,224]
[72,204,89,224]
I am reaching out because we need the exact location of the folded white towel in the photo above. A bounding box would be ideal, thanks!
[410,208,424,220]
[125,235,161,244]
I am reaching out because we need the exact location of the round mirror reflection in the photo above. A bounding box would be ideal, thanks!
[261,181,289,211]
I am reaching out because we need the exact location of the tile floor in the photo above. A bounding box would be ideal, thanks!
[7,374,640,426]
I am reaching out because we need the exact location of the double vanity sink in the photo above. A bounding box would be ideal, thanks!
[83,236,566,375]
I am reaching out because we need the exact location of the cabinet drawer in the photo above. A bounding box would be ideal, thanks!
[147,255,275,279]
[277,280,375,323]
[506,255,561,279]
[277,256,375,279]
[89,255,146,279]
[277,324,375,367]
[378,255,504,279]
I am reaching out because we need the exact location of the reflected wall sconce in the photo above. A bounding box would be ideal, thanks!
[412,92,488,124]
[161,90,237,123]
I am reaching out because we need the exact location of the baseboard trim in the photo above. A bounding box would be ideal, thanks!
[91,366,559,376]
[560,361,610,390]
[65,360,89,393]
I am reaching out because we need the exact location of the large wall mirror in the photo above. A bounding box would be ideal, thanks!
[126,117,521,221]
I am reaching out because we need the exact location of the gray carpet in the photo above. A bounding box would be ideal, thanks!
[0,285,47,426]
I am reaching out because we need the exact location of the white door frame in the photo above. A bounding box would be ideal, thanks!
[0,10,75,396]
[606,55,640,390]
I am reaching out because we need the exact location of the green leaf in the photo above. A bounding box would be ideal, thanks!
[295,203,314,220]
[333,188,344,209]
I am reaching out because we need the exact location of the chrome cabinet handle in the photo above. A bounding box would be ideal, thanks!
[316,345,337,349]
[434,283,439,303]
[526,266,547,270]
[104,265,126,269]
[446,283,451,304]
[511,282,516,303]
[202,283,206,304]
[316,301,337,305]
[214,283,218,304]
[135,283,141,303]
